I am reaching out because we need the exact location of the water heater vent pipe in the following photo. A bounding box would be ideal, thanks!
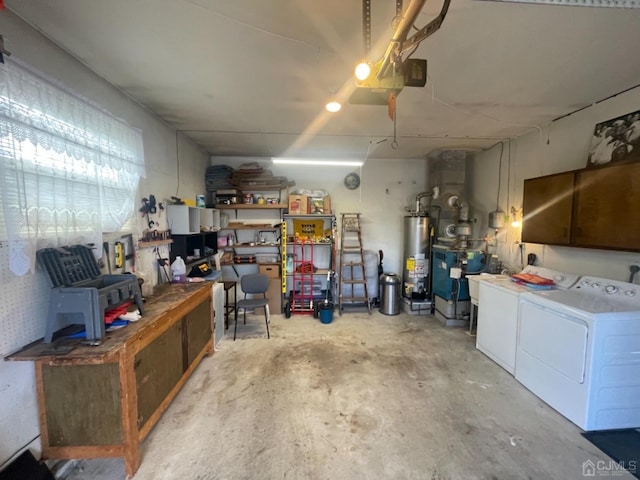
[410,186,439,215]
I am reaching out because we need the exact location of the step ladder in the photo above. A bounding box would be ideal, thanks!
[338,213,371,315]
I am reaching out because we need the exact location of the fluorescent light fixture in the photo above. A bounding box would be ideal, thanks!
[273,158,363,167]
[325,101,342,113]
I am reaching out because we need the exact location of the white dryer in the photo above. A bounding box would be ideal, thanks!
[517,276,640,431]
[476,266,579,375]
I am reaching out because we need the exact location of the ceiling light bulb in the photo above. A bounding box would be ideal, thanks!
[325,101,341,113]
[355,62,371,81]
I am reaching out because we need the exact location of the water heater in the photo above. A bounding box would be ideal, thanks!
[402,215,432,298]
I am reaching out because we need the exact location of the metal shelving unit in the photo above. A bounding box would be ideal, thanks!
[281,214,336,318]
[216,190,286,316]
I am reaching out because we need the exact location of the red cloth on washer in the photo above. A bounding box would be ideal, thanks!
[511,273,555,285]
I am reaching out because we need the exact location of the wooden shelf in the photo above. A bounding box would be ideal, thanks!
[233,185,290,191]
[138,239,173,248]
[216,203,287,210]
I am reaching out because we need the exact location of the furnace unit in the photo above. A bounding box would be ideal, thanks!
[431,245,484,327]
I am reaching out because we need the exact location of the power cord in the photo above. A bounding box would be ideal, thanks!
[629,264,640,283]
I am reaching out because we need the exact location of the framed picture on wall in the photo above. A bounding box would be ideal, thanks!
[587,109,640,168]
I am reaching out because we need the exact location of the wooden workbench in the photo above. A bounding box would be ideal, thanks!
[7,282,214,479]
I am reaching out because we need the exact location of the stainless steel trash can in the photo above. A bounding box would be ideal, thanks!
[379,273,401,316]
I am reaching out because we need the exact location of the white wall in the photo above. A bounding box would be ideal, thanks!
[468,88,640,281]
[0,11,209,468]
[211,157,429,277]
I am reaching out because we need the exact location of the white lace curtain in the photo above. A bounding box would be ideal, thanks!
[0,59,146,276]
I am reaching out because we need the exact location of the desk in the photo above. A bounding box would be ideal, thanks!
[223,280,237,329]
[7,283,213,479]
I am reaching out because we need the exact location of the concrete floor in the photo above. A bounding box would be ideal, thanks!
[59,310,629,480]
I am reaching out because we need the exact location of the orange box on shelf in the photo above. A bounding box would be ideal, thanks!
[323,195,331,214]
[288,194,308,214]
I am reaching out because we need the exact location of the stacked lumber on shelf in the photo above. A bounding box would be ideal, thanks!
[205,165,234,195]
[206,162,295,205]
[229,162,294,190]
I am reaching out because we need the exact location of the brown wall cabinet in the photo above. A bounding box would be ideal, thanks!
[8,283,214,479]
[522,162,640,252]
[522,172,575,246]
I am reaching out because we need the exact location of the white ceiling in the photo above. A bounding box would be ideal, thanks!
[7,0,640,160]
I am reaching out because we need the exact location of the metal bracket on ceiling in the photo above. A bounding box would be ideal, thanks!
[363,0,372,57]
[399,0,451,56]
[394,0,404,28]
[363,0,405,57]
[378,0,450,80]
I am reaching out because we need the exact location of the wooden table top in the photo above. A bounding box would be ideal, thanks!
[6,282,214,363]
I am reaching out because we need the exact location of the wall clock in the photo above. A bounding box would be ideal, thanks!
[344,172,360,190]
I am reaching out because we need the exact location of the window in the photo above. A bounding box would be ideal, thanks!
[0,59,145,275]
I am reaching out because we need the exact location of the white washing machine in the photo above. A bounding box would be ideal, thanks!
[476,266,579,375]
[517,276,640,431]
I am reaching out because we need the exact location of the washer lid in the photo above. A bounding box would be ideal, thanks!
[520,265,580,289]
[521,289,640,317]
[484,276,530,294]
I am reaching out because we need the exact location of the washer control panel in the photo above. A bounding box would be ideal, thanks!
[573,276,640,303]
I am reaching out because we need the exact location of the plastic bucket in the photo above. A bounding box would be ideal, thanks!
[319,302,334,324]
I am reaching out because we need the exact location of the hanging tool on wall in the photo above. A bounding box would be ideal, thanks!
[121,233,136,273]
[103,241,112,274]
[114,241,124,269]
[139,194,158,229]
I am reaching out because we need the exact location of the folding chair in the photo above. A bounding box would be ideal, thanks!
[234,273,270,340]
